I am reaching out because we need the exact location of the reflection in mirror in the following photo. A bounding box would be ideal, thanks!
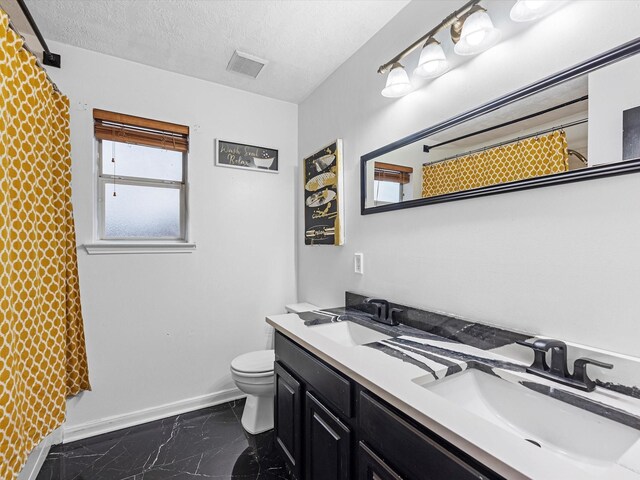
[420,75,587,199]
[366,161,413,206]
[362,45,640,212]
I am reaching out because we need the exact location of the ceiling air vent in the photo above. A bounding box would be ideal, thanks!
[226,50,268,78]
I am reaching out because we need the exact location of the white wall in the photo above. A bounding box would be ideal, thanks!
[589,54,640,166]
[46,41,298,437]
[298,0,640,358]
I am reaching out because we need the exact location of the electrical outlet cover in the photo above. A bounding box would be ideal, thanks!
[354,252,364,274]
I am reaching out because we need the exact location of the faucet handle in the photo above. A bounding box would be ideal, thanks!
[364,298,389,320]
[388,308,402,326]
[572,357,613,391]
[516,340,549,371]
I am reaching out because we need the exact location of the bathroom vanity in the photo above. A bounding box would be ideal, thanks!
[267,294,640,480]
[274,331,500,480]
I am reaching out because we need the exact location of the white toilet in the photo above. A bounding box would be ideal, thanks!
[230,302,318,434]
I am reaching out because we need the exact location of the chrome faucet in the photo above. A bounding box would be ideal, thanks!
[517,338,613,392]
[364,298,401,326]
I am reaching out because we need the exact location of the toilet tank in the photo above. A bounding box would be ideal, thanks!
[264,303,319,349]
[285,302,319,314]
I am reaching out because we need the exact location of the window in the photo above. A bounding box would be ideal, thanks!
[374,179,403,204]
[94,109,189,243]
[373,161,413,206]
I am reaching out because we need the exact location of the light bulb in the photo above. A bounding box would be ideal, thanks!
[381,64,412,98]
[414,38,450,79]
[465,29,486,47]
[454,10,501,56]
[523,0,547,10]
[510,0,563,22]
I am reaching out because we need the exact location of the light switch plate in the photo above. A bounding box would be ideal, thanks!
[354,252,364,274]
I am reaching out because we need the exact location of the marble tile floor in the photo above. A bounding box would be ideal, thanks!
[36,399,291,480]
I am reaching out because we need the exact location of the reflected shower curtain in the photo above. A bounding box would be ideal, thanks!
[0,10,89,479]
[422,130,569,198]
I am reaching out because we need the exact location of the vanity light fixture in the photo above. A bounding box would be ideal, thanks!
[414,38,450,79]
[381,63,412,98]
[452,6,502,56]
[510,0,563,22]
[377,0,564,97]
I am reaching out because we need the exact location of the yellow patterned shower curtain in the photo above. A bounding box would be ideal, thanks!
[422,130,569,198]
[0,10,89,479]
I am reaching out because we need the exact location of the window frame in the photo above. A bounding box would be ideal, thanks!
[95,138,190,243]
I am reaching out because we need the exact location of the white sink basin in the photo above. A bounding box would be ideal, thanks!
[415,369,640,468]
[310,321,391,347]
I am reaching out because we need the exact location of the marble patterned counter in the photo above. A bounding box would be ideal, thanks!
[267,294,640,480]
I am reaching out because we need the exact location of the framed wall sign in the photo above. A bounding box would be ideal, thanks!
[303,139,344,245]
[215,139,279,173]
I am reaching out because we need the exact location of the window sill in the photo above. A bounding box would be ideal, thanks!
[83,242,196,255]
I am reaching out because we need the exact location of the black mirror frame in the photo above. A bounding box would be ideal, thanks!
[361,37,640,215]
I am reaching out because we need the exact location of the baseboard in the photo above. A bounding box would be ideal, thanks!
[63,388,245,444]
[17,429,59,480]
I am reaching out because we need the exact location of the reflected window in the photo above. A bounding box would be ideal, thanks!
[373,162,412,206]
[374,180,402,204]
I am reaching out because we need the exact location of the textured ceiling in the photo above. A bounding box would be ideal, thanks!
[25,0,410,103]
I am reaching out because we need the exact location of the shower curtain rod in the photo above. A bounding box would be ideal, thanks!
[424,118,588,166]
[423,95,588,154]
[15,0,60,67]
[6,18,60,92]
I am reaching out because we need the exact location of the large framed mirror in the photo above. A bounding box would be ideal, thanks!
[361,37,640,214]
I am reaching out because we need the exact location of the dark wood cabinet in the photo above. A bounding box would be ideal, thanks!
[274,361,303,479]
[305,392,351,480]
[274,332,502,480]
[359,391,493,480]
[275,333,352,417]
[358,442,403,480]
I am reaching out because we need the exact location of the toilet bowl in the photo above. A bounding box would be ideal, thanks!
[230,302,318,434]
[231,350,275,435]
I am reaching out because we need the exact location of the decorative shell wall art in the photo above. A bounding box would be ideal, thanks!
[303,140,344,245]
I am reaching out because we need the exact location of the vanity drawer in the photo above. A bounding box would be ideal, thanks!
[358,391,499,480]
[275,332,353,417]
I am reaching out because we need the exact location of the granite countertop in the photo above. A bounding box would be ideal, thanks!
[267,304,640,480]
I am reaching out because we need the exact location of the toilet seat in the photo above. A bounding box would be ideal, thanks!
[231,349,274,374]
[230,369,273,380]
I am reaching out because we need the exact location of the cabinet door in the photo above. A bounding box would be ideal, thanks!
[359,391,496,480]
[305,391,351,480]
[274,362,303,479]
[358,442,403,480]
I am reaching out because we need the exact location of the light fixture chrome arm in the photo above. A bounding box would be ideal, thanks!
[377,0,481,74]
